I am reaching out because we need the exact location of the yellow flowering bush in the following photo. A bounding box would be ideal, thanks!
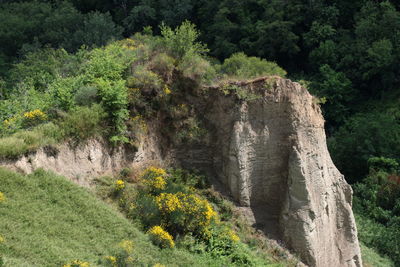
[115,179,125,191]
[22,109,47,127]
[0,192,5,203]
[153,264,166,267]
[0,235,4,243]
[148,226,175,248]
[140,167,168,192]
[62,260,90,267]
[155,192,217,235]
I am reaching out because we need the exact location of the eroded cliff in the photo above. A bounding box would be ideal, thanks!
[1,76,361,267]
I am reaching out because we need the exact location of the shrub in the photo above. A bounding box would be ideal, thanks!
[177,54,216,84]
[94,79,129,141]
[220,52,286,79]
[74,86,99,106]
[160,21,208,60]
[60,104,106,141]
[155,192,217,236]
[127,66,163,94]
[140,167,168,193]
[115,180,125,191]
[22,109,47,128]
[148,226,175,248]
[0,192,5,203]
[149,53,176,82]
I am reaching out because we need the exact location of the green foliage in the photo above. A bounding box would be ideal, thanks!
[59,104,106,141]
[0,123,62,159]
[74,86,98,106]
[94,79,129,141]
[221,52,287,80]
[310,65,355,127]
[329,111,400,182]
[160,21,208,60]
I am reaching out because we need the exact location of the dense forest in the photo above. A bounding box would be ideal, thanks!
[0,0,399,265]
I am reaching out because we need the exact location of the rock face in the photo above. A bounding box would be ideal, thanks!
[0,76,362,267]
[175,77,362,266]
[205,77,362,267]
[0,137,161,187]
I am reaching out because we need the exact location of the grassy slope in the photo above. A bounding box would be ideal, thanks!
[361,243,394,267]
[0,168,240,267]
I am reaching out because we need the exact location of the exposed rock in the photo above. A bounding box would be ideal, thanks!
[0,76,362,267]
[174,76,362,266]
[0,135,162,187]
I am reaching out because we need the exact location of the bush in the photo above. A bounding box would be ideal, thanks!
[160,21,208,60]
[148,226,175,248]
[155,192,217,236]
[74,86,99,106]
[60,104,106,141]
[127,66,163,94]
[220,52,287,80]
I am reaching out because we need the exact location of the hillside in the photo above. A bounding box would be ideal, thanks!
[0,167,295,267]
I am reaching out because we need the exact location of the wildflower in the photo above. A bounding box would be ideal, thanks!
[144,176,167,191]
[148,226,175,248]
[119,240,134,253]
[153,264,166,267]
[0,192,5,203]
[141,167,167,178]
[23,109,47,120]
[156,193,182,213]
[163,85,171,95]
[226,229,240,242]
[105,255,117,266]
[0,235,5,243]
[115,180,125,191]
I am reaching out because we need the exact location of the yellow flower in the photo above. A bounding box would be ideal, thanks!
[144,176,167,191]
[148,226,174,248]
[0,235,5,243]
[0,192,5,203]
[153,264,166,267]
[115,179,125,190]
[163,85,171,95]
[23,109,47,120]
[227,229,240,242]
[105,255,117,265]
[119,240,134,253]
[141,167,167,177]
[156,193,182,213]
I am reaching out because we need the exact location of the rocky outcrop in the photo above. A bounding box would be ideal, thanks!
[0,76,362,267]
[175,76,362,266]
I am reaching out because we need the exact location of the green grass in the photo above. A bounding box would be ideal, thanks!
[0,123,62,160]
[0,168,274,267]
[361,243,394,267]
